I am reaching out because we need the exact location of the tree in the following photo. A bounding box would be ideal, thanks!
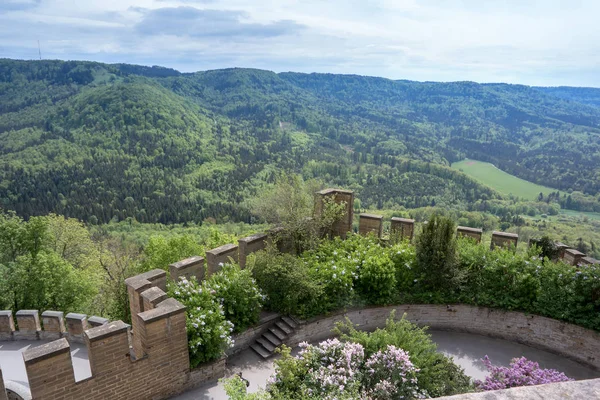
[250,174,345,253]
[415,214,459,291]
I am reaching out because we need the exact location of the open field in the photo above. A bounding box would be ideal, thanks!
[451,159,562,200]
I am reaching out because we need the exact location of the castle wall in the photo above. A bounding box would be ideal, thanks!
[457,226,483,243]
[287,304,600,370]
[491,231,518,250]
[390,217,415,241]
[205,243,238,275]
[314,188,354,238]
[359,213,383,237]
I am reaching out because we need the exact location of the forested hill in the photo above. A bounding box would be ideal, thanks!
[0,59,599,224]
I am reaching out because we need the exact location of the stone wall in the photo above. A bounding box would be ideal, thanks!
[491,231,518,250]
[0,269,226,400]
[314,188,354,238]
[287,304,600,370]
[457,226,482,243]
[390,217,415,241]
[359,213,383,237]
[436,378,600,399]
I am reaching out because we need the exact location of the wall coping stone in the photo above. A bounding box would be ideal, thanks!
[239,233,268,244]
[582,257,600,265]
[87,316,109,326]
[492,231,518,238]
[360,213,383,220]
[316,188,353,195]
[65,312,86,321]
[436,378,600,399]
[170,256,204,270]
[139,298,186,323]
[566,248,585,256]
[391,217,415,223]
[86,320,129,343]
[41,311,64,319]
[141,287,168,305]
[457,226,483,233]
[15,310,38,317]
[206,243,238,255]
[22,337,70,365]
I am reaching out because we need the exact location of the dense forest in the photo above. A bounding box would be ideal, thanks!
[1,59,599,224]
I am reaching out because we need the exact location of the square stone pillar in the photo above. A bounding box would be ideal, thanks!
[206,243,238,275]
[41,310,66,340]
[563,248,585,266]
[238,233,268,268]
[491,231,518,250]
[314,189,354,238]
[169,256,205,282]
[457,226,483,243]
[391,218,415,241]
[581,257,600,266]
[0,311,15,341]
[87,316,110,328]
[65,313,88,343]
[359,214,383,238]
[15,310,41,340]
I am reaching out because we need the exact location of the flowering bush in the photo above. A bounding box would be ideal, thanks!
[168,277,234,367]
[334,311,472,398]
[267,339,425,400]
[475,356,572,391]
[205,263,263,333]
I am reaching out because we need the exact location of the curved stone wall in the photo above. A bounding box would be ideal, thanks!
[286,304,600,370]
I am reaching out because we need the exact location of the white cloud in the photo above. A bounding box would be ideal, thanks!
[0,0,599,86]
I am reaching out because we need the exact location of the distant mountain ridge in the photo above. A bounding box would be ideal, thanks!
[0,59,598,223]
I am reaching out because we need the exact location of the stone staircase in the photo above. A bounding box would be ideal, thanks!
[250,316,299,359]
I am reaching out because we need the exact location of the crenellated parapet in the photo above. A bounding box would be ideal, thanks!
[12,269,191,400]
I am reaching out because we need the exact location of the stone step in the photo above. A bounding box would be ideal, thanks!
[275,320,293,335]
[251,343,271,359]
[281,316,298,329]
[256,337,276,353]
[269,326,287,341]
[263,332,282,347]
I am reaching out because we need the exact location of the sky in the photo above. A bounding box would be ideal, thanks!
[1,0,599,87]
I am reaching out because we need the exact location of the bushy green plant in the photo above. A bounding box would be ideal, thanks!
[415,214,460,292]
[388,242,417,298]
[250,249,323,317]
[205,263,263,333]
[168,277,234,367]
[356,247,396,304]
[334,311,473,398]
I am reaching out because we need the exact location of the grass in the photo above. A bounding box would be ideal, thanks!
[451,159,562,200]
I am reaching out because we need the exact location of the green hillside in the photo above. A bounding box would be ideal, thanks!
[451,159,562,200]
[1,59,599,224]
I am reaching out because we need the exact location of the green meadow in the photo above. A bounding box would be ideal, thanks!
[451,159,561,200]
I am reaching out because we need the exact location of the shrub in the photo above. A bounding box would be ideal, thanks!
[334,311,473,398]
[475,356,572,391]
[250,249,323,317]
[168,277,234,367]
[205,263,264,333]
[415,214,460,292]
[356,247,396,304]
[267,340,424,400]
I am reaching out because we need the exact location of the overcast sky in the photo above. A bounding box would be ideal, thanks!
[1,0,599,87]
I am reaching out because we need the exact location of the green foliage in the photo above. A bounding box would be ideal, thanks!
[140,235,205,272]
[250,173,346,253]
[205,264,263,333]
[529,236,560,261]
[0,212,97,313]
[415,214,459,291]
[249,249,323,317]
[333,311,473,398]
[168,277,234,367]
[5,59,600,229]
